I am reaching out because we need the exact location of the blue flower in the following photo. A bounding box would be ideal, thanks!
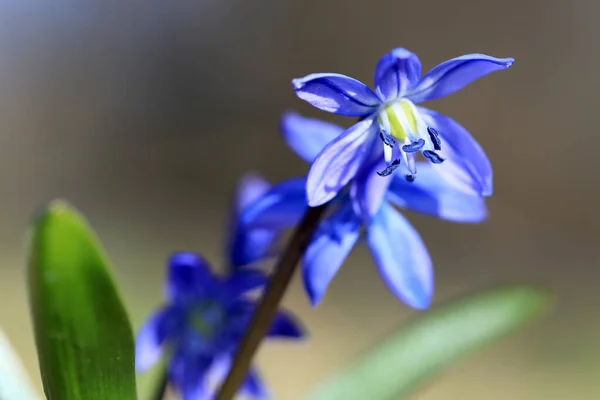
[240,113,488,309]
[227,173,278,269]
[136,252,304,400]
[292,48,513,207]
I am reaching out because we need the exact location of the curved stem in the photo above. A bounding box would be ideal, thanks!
[216,204,328,400]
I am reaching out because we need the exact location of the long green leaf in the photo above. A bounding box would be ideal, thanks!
[27,200,137,400]
[0,329,40,400]
[304,285,551,400]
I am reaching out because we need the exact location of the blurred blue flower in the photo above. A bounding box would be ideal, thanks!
[240,113,488,309]
[227,173,277,269]
[136,252,304,400]
[292,48,513,206]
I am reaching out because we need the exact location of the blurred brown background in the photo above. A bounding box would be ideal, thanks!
[0,1,598,399]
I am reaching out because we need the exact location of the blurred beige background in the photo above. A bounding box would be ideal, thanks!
[0,0,598,399]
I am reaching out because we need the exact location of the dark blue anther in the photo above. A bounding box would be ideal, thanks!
[377,159,401,177]
[379,130,396,147]
[405,174,416,182]
[427,127,441,151]
[402,138,425,153]
[423,150,445,164]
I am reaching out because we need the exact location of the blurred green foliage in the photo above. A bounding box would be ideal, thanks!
[27,201,137,400]
[304,285,551,400]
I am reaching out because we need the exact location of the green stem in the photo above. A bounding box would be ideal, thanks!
[215,204,328,400]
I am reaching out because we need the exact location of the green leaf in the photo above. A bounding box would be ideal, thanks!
[0,329,41,400]
[27,200,137,400]
[304,285,551,400]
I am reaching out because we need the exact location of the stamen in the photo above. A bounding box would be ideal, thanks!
[379,130,396,147]
[427,127,442,151]
[377,159,401,177]
[423,150,445,164]
[402,138,425,153]
[405,174,416,182]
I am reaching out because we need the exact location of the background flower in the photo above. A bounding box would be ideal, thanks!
[136,252,305,400]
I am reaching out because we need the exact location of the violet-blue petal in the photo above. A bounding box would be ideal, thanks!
[350,156,394,222]
[224,269,268,297]
[407,53,514,103]
[303,204,361,306]
[280,112,345,162]
[135,306,183,371]
[165,252,214,301]
[208,357,269,399]
[169,350,212,400]
[241,369,269,399]
[374,48,422,102]
[419,107,493,196]
[234,173,272,214]
[227,173,275,269]
[268,310,305,338]
[307,117,378,206]
[387,162,488,223]
[240,177,307,229]
[206,355,231,391]
[292,73,381,116]
[229,227,276,268]
[367,204,433,309]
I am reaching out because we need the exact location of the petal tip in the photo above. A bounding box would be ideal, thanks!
[307,197,325,208]
[306,186,332,208]
[304,275,324,307]
[390,47,416,58]
[503,58,515,68]
[309,295,322,308]
[291,78,305,90]
[409,295,432,310]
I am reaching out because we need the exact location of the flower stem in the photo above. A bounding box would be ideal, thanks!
[216,204,328,400]
[150,364,168,400]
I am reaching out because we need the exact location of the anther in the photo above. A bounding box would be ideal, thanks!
[427,127,441,151]
[402,138,425,153]
[405,174,416,182]
[379,130,396,147]
[377,159,401,177]
[423,150,445,164]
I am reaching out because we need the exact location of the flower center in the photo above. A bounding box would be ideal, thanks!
[187,300,225,337]
[378,99,418,141]
[375,98,445,178]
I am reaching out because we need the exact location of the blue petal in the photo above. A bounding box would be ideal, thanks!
[350,156,394,222]
[292,73,381,116]
[387,162,488,223]
[241,369,270,399]
[208,357,269,399]
[224,269,268,298]
[407,53,514,103]
[280,112,345,162]
[165,252,215,301]
[169,350,213,400]
[228,174,276,269]
[303,204,361,306]
[307,117,378,206]
[135,306,183,371]
[234,173,272,214]
[367,204,433,309]
[229,227,276,268]
[374,48,422,102]
[419,107,493,196]
[240,177,307,229]
[268,310,305,339]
